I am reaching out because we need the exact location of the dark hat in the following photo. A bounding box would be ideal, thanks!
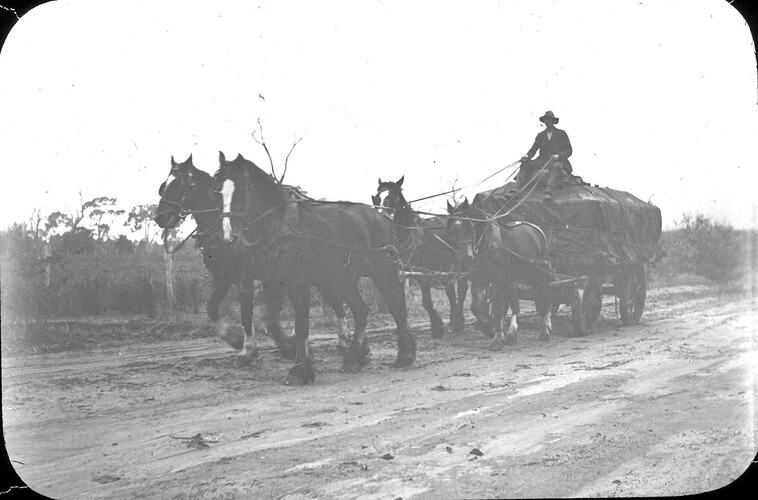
[539,110,559,123]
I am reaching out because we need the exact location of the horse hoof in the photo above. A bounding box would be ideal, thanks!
[394,352,415,368]
[278,348,296,361]
[277,339,297,360]
[341,359,363,374]
[431,323,444,338]
[235,353,256,367]
[220,333,244,351]
[285,367,315,386]
[539,333,550,341]
[284,374,312,386]
[488,338,505,351]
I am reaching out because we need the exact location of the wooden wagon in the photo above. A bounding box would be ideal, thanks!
[472,179,662,336]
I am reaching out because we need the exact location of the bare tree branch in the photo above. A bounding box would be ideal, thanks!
[70,191,86,230]
[280,136,303,184]
[448,176,462,205]
[251,118,277,181]
[29,208,44,240]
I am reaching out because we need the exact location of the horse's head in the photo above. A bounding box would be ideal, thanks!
[446,198,499,266]
[372,176,406,214]
[154,154,213,229]
[445,197,484,265]
[214,151,285,243]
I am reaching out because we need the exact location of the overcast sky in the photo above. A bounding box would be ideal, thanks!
[0,0,756,236]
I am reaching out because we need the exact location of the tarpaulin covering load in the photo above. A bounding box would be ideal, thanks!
[472,181,662,276]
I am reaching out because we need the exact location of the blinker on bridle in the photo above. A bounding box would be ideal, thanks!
[158,168,211,216]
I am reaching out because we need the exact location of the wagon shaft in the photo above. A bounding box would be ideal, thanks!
[549,275,588,293]
[399,270,470,280]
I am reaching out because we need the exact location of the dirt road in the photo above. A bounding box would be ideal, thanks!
[3,281,756,498]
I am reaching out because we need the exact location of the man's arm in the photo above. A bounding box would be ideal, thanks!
[558,130,572,159]
[523,133,541,160]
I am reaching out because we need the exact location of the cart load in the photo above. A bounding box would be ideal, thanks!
[472,179,662,334]
[472,180,662,275]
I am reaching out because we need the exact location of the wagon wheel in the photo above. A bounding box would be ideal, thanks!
[618,265,647,326]
[571,277,602,336]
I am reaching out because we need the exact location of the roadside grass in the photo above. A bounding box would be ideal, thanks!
[0,281,443,356]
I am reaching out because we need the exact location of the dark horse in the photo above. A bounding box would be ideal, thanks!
[371,177,468,336]
[153,155,348,364]
[215,153,416,384]
[446,199,554,349]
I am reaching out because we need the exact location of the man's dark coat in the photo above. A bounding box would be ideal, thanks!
[525,128,573,172]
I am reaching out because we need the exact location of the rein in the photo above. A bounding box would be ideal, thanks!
[181,207,222,216]
[405,158,523,204]
[233,205,284,247]
[163,212,227,254]
[490,157,553,220]
[163,225,200,254]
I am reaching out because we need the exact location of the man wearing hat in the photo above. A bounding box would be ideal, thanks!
[518,110,573,195]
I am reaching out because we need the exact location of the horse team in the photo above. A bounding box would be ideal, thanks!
[154,154,556,385]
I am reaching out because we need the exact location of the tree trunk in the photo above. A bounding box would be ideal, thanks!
[164,250,176,311]
[44,240,52,287]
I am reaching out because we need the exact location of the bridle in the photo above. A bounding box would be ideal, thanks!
[159,167,223,218]
[447,209,489,257]
[158,167,224,253]
[377,185,409,213]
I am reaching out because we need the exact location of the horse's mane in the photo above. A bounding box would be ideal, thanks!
[215,154,288,206]
[220,154,275,184]
[188,164,213,189]
[379,182,417,226]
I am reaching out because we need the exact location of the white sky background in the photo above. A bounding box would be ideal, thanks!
[0,0,756,236]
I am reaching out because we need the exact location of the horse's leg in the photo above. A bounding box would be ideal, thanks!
[208,278,240,349]
[504,283,520,345]
[236,277,258,366]
[261,281,296,360]
[444,281,459,332]
[421,280,444,338]
[341,280,371,373]
[453,278,468,332]
[488,285,508,350]
[285,284,315,385]
[320,286,350,355]
[535,283,553,341]
[470,280,494,338]
[333,301,350,356]
[371,264,416,368]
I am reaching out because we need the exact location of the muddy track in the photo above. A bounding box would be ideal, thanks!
[3,282,756,498]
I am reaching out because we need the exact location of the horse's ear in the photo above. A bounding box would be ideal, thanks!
[186,153,193,164]
[397,176,404,187]
[371,194,381,206]
[461,198,470,209]
[447,200,454,214]
[218,151,226,164]
[378,178,383,185]
[171,155,177,167]
[235,153,242,160]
